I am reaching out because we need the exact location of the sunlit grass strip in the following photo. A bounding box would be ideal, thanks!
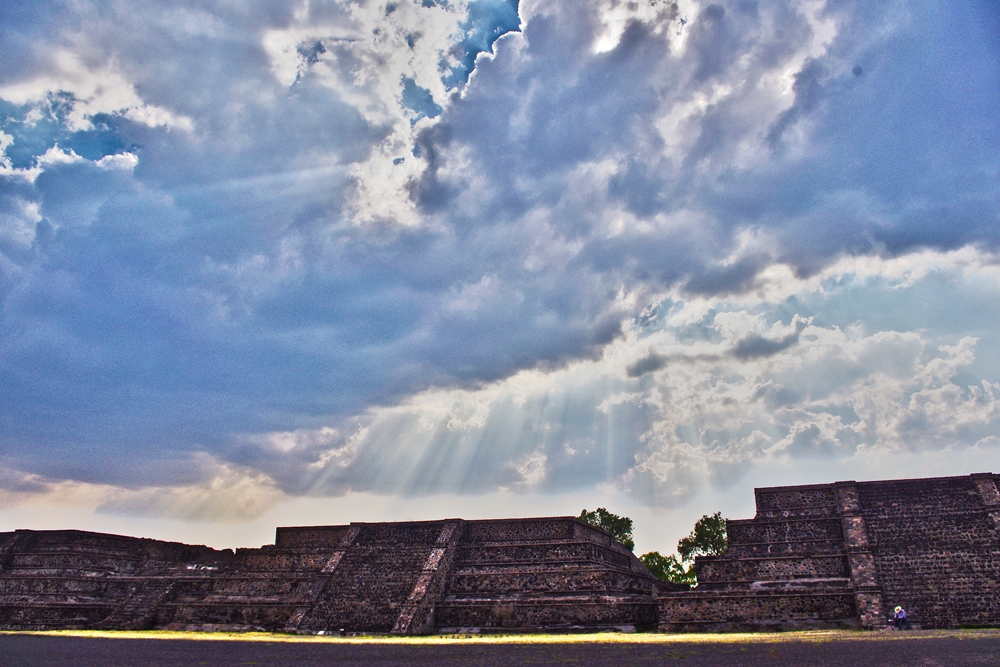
[3,628,999,644]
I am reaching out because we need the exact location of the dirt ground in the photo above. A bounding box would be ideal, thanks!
[3,629,1000,667]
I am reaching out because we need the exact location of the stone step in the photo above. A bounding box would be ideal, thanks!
[249,545,338,553]
[457,539,627,549]
[755,506,839,519]
[272,527,354,549]
[0,602,115,629]
[184,578,318,597]
[234,552,330,572]
[320,582,420,601]
[695,554,849,582]
[163,599,304,607]
[331,560,433,573]
[93,580,177,630]
[451,563,645,575]
[459,538,599,547]
[462,520,579,545]
[351,524,446,546]
[659,590,857,627]
[435,597,658,631]
[662,617,860,632]
[455,543,633,569]
[447,569,653,596]
[754,487,837,513]
[0,569,120,578]
[169,595,308,607]
[9,549,140,560]
[694,577,853,592]
[336,552,436,568]
[727,517,844,545]
[0,594,110,604]
[155,602,303,630]
[443,593,655,604]
[297,599,405,633]
[7,554,143,572]
[723,539,846,557]
[0,578,112,594]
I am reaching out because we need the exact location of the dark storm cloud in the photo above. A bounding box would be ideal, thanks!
[625,350,723,378]
[731,318,808,361]
[421,0,1000,276]
[0,0,998,498]
[626,352,670,378]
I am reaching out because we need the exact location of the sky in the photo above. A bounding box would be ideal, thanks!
[1,0,999,556]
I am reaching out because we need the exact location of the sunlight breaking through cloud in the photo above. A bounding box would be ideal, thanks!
[1,0,998,545]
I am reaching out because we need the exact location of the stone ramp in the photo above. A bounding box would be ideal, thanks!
[435,518,658,632]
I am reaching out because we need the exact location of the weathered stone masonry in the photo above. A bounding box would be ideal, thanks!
[0,517,657,633]
[1,473,998,633]
[659,473,1000,630]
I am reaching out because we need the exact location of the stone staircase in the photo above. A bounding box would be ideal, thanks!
[6,476,996,632]
[94,579,178,630]
[154,526,354,631]
[434,518,658,632]
[297,521,457,633]
[0,518,660,634]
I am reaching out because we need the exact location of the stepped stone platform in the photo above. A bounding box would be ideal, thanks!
[659,473,1000,631]
[0,517,657,634]
[2,473,998,634]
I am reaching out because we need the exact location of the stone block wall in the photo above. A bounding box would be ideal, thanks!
[4,474,998,634]
[434,518,657,632]
[0,529,231,630]
[0,517,656,634]
[856,475,1000,628]
[659,482,859,632]
[659,473,1000,631]
[296,521,449,633]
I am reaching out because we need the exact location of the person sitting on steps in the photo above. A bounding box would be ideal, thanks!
[891,605,912,630]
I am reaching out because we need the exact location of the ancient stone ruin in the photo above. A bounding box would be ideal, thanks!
[659,472,1000,631]
[0,517,657,633]
[1,473,998,633]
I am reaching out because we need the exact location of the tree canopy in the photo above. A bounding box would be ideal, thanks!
[638,551,696,585]
[677,512,728,561]
[640,512,728,586]
[578,508,727,584]
[578,507,634,551]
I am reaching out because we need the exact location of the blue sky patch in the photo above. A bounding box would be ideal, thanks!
[401,77,443,121]
[442,0,520,89]
[0,96,129,168]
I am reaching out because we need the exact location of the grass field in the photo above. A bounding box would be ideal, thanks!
[6,627,1000,644]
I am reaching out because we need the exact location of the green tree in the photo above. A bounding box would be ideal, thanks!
[676,512,728,561]
[639,551,696,585]
[639,512,728,586]
[579,507,635,551]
